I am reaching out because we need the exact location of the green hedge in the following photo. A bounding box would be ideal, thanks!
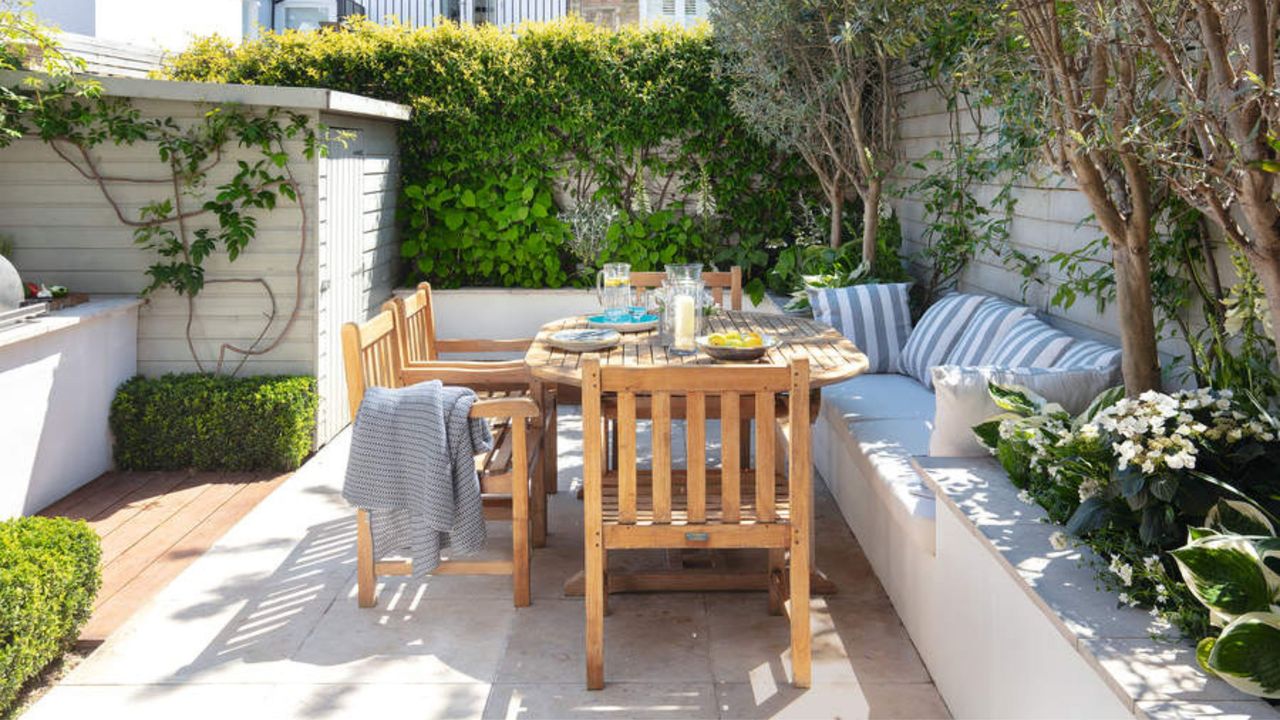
[0,517,101,715]
[110,374,318,471]
[164,19,815,292]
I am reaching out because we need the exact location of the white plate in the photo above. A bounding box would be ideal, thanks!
[547,328,622,352]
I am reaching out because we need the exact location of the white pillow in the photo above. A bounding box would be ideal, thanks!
[928,365,1120,457]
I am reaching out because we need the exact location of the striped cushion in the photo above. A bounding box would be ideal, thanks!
[945,297,1033,367]
[1054,338,1122,371]
[808,283,912,374]
[987,316,1076,368]
[897,293,989,388]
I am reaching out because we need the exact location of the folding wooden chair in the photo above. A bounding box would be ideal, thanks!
[384,282,558,546]
[579,357,813,690]
[341,309,543,608]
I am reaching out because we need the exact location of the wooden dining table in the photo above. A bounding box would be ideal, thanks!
[524,309,869,597]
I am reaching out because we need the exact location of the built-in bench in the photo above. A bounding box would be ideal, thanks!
[813,373,1280,719]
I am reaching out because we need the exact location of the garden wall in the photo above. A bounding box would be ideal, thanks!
[889,80,1233,365]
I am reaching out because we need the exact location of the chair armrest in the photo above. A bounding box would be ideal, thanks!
[469,397,541,420]
[401,362,532,387]
[435,338,534,354]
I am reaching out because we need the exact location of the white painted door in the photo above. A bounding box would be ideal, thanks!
[317,129,366,442]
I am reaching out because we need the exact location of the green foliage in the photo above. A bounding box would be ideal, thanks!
[165,19,811,289]
[768,208,910,311]
[0,516,101,716]
[110,374,318,471]
[975,384,1280,639]
[0,0,85,148]
[1173,504,1280,699]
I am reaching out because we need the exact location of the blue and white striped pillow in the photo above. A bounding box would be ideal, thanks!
[897,293,988,388]
[1054,338,1122,371]
[808,283,912,374]
[987,316,1076,368]
[945,297,1033,367]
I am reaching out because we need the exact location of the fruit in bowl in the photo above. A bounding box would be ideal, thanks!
[707,330,764,348]
[697,331,777,361]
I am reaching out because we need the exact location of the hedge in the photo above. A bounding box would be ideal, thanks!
[109,374,318,471]
[164,19,816,293]
[0,517,101,716]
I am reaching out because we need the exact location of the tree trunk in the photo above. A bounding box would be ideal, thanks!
[861,181,881,269]
[828,187,844,249]
[1250,248,1280,362]
[1113,236,1163,395]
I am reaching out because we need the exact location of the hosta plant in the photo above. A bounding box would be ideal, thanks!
[1172,499,1280,699]
[975,384,1280,638]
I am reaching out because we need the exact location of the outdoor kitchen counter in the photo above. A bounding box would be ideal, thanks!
[0,296,143,350]
[1,295,142,518]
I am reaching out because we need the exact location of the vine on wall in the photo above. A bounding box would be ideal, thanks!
[15,78,327,374]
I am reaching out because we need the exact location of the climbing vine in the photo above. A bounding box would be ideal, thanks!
[14,76,327,374]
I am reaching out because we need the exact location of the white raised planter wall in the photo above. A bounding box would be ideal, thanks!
[0,297,140,519]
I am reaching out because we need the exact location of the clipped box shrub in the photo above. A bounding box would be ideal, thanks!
[0,517,101,715]
[110,374,318,471]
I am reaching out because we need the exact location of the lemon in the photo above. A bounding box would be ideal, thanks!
[604,278,628,287]
[708,334,727,347]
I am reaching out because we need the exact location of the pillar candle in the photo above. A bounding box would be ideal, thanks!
[673,294,696,351]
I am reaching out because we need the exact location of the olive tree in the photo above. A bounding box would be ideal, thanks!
[1011,0,1165,394]
[711,0,915,262]
[1128,0,1280,360]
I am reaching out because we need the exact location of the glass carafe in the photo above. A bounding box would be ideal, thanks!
[595,262,632,322]
[664,263,703,285]
[663,279,704,355]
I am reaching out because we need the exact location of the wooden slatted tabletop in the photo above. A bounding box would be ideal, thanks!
[525,310,868,387]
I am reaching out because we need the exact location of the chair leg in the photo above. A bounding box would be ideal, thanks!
[512,419,532,608]
[789,544,812,688]
[586,546,606,690]
[356,510,377,608]
[545,390,559,495]
[767,548,786,616]
[532,425,548,549]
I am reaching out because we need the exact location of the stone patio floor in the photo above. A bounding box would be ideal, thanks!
[25,409,950,720]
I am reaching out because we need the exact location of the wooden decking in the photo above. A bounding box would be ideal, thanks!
[39,470,290,644]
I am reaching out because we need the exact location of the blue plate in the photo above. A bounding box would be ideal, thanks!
[586,313,659,332]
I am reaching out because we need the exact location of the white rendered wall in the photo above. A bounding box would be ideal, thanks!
[0,298,139,519]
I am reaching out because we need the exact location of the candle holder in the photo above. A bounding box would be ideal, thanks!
[663,279,704,356]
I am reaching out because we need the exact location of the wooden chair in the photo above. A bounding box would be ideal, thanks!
[341,309,543,608]
[384,282,559,546]
[630,266,743,311]
[580,357,813,690]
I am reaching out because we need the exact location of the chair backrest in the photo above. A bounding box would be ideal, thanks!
[384,282,439,365]
[341,309,404,421]
[631,266,743,311]
[581,358,810,526]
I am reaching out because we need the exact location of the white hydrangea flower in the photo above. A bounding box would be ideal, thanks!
[1049,531,1069,551]
[1017,489,1035,505]
[1109,556,1134,586]
[1143,555,1162,573]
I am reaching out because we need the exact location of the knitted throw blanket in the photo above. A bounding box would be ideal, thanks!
[342,381,493,577]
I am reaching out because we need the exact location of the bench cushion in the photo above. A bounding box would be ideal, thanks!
[821,374,936,424]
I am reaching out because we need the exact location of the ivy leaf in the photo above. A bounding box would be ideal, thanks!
[443,210,465,231]
[461,189,477,208]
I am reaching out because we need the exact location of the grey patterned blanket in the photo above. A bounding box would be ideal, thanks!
[342,381,493,577]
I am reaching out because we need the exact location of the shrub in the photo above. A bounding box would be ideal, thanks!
[0,517,101,715]
[164,19,814,290]
[110,374,318,471]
